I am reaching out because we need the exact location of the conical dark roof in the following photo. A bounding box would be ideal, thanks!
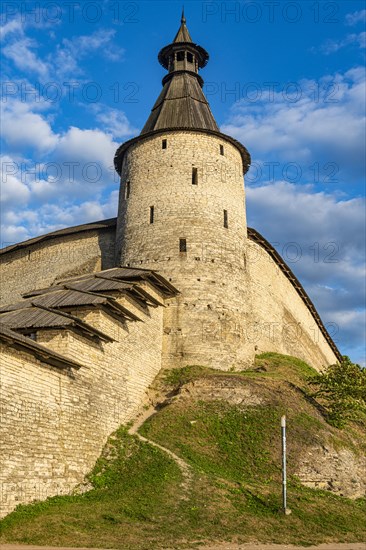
[141,72,219,134]
[141,13,218,135]
[115,13,251,175]
[173,9,193,43]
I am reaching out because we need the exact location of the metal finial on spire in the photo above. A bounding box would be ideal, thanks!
[173,7,192,43]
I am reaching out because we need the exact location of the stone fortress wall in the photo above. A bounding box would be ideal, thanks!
[0,211,339,374]
[246,238,337,369]
[0,187,339,517]
[115,130,338,371]
[0,281,166,518]
[0,222,116,307]
[115,131,252,370]
[0,11,341,521]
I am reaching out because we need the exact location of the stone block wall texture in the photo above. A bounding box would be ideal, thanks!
[115,130,338,371]
[0,303,164,518]
[245,239,338,370]
[115,131,252,370]
[0,228,116,307]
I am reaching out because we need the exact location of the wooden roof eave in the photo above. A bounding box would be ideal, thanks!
[30,304,115,343]
[0,325,82,370]
[0,218,116,257]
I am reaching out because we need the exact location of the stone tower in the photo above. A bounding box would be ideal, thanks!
[115,13,252,370]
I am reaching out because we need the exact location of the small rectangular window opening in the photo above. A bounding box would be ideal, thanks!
[179,238,187,252]
[224,209,228,228]
[187,52,193,63]
[150,206,154,224]
[162,139,167,149]
[177,51,185,61]
[125,181,130,199]
[192,167,198,185]
[220,144,224,156]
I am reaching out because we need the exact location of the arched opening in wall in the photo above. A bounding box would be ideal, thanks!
[150,206,154,224]
[192,167,198,185]
[125,181,130,199]
[162,139,167,149]
[179,238,187,252]
[177,51,185,61]
[224,209,228,228]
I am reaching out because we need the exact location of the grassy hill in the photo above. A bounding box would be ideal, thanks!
[1,353,365,549]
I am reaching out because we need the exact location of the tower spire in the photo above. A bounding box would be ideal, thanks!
[173,8,192,43]
[140,13,218,134]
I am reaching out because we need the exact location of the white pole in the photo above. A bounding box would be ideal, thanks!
[281,415,291,515]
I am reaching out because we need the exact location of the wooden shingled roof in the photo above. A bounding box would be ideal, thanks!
[0,324,82,370]
[142,13,216,135]
[173,10,193,43]
[0,268,178,346]
[114,15,251,174]
[0,306,113,342]
[141,72,219,134]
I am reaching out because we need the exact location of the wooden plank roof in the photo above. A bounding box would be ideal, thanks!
[141,72,219,135]
[0,306,114,342]
[173,11,192,43]
[0,307,76,329]
[0,324,82,370]
[0,218,116,256]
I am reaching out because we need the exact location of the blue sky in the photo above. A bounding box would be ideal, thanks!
[1,0,365,363]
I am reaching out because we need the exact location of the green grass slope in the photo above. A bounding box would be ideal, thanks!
[1,353,365,549]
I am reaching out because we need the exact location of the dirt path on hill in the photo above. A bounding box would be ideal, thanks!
[1,542,365,550]
[128,404,193,496]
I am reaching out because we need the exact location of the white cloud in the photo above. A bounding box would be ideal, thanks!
[0,224,30,248]
[68,29,124,60]
[319,32,365,54]
[1,100,59,152]
[0,96,136,207]
[0,19,23,39]
[55,126,118,167]
[246,181,365,362]
[222,68,366,182]
[93,106,139,139]
[51,29,125,77]
[346,9,366,26]
[0,188,119,248]
[2,38,50,78]
[0,155,31,206]
[2,24,124,81]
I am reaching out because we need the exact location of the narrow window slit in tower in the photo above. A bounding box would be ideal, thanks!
[220,144,224,156]
[150,206,154,224]
[224,209,228,228]
[192,167,198,185]
[125,181,130,199]
[179,238,187,253]
[162,139,167,149]
[187,52,193,63]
